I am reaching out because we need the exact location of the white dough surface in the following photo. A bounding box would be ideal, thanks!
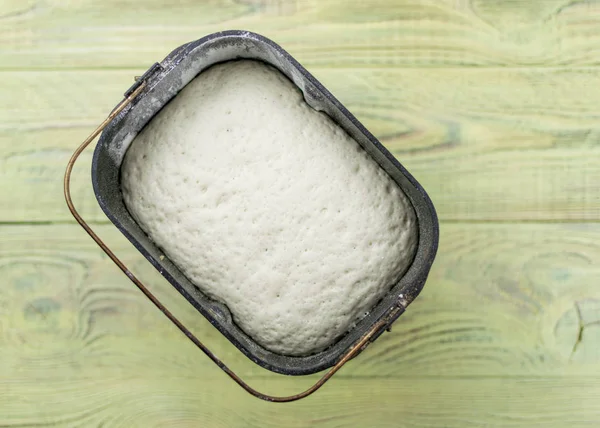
[121,60,417,356]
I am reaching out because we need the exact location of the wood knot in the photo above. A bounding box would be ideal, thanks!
[555,299,600,363]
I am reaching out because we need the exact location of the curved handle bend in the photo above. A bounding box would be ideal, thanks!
[63,82,390,402]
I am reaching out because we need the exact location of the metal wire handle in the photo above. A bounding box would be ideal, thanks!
[63,81,395,402]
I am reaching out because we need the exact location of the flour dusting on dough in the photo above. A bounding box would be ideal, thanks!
[121,60,417,356]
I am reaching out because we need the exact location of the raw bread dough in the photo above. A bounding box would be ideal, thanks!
[121,60,417,356]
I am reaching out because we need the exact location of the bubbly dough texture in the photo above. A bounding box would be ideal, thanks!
[121,60,418,356]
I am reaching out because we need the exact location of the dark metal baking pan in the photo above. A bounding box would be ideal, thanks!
[92,30,439,376]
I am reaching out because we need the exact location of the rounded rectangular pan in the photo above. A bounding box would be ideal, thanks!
[92,30,439,376]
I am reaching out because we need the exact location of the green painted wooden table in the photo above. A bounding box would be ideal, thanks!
[1,0,599,426]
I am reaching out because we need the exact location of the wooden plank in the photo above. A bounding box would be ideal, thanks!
[1,223,599,382]
[2,0,600,69]
[1,376,599,427]
[2,69,600,222]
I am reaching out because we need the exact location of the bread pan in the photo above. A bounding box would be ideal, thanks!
[91,30,439,376]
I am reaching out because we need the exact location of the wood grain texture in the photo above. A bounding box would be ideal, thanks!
[2,224,600,425]
[2,68,600,222]
[2,0,599,424]
[1,224,599,385]
[2,377,600,427]
[3,0,600,69]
